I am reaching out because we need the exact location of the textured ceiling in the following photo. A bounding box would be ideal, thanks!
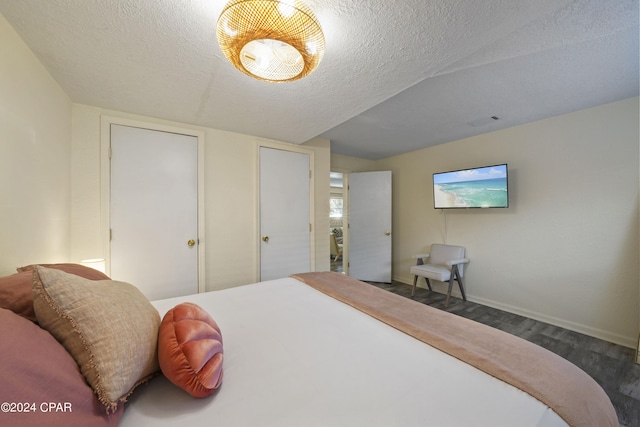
[0,0,637,160]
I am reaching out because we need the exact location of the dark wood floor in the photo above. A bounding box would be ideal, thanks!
[352,273,640,426]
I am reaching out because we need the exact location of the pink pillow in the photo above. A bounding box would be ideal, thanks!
[0,271,36,321]
[17,263,110,281]
[158,303,223,398]
[0,308,123,426]
[0,263,111,323]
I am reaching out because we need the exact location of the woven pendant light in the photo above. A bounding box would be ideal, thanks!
[217,0,325,82]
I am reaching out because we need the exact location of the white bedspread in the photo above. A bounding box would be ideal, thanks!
[120,277,567,427]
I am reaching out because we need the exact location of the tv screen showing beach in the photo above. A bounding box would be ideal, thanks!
[433,164,508,209]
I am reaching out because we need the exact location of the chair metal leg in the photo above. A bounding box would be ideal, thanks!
[445,277,454,308]
[445,266,467,308]
[412,275,417,298]
[424,277,432,291]
[453,265,467,301]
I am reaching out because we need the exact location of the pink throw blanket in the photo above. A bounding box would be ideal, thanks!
[291,272,618,427]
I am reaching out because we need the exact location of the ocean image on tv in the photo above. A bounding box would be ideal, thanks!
[434,165,508,208]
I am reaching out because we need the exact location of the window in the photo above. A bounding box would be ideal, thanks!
[330,197,343,218]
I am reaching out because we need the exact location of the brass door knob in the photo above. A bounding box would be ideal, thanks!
[187,239,196,247]
[262,236,269,242]
[384,230,391,236]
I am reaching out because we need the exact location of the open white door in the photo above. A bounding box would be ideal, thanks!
[110,124,198,300]
[348,171,392,282]
[259,147,311,281]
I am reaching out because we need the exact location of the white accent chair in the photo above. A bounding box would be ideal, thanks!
[330,232,343,262]
[410,244,469,308]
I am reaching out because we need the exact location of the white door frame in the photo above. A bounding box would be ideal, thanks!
[100,115,206,293]
[255,139,315,281]
[331,169,350,275]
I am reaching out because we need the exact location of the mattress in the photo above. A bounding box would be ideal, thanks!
[120,277,571,427]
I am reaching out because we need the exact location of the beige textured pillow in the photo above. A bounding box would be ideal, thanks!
[32,266,160,412]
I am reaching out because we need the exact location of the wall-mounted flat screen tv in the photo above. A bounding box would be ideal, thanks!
[433,164,508,209]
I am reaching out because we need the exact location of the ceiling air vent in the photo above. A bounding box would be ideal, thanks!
[467,116,500,127]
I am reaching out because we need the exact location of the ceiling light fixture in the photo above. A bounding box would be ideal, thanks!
[216,0,325,83]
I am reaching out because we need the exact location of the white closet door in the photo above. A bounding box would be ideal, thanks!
[110,124,198,300]
[259,147,311,281]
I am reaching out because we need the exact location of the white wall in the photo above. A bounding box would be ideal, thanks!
[0,13,72,275]
[374,98,639,347]
[70,105,330,292]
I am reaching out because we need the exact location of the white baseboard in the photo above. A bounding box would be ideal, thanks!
[469,295,636,349]
[392,275,636,349]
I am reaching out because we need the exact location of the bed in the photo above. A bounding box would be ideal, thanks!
[0,266,618,427]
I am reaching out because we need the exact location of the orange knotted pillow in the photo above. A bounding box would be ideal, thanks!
[158,302,223,398]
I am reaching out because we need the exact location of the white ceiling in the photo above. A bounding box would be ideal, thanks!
[1,0,637,160]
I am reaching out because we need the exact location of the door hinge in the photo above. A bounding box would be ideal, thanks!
[108,147,112,159]
[109,229,112,241]
[309,170,312,179]
[309,223,312,232]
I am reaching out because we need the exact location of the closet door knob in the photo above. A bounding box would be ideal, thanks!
[262,236,269,242]
[187,239,196,247]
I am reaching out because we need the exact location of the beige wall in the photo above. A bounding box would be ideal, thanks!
[331,153,378,173]
[70,105,330,292]
[2,10,636,347]
[0,11,329,291]
[373,98,639,347]
[0,14,72,275]
[303,137,331,273]
[331,99,639,347]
